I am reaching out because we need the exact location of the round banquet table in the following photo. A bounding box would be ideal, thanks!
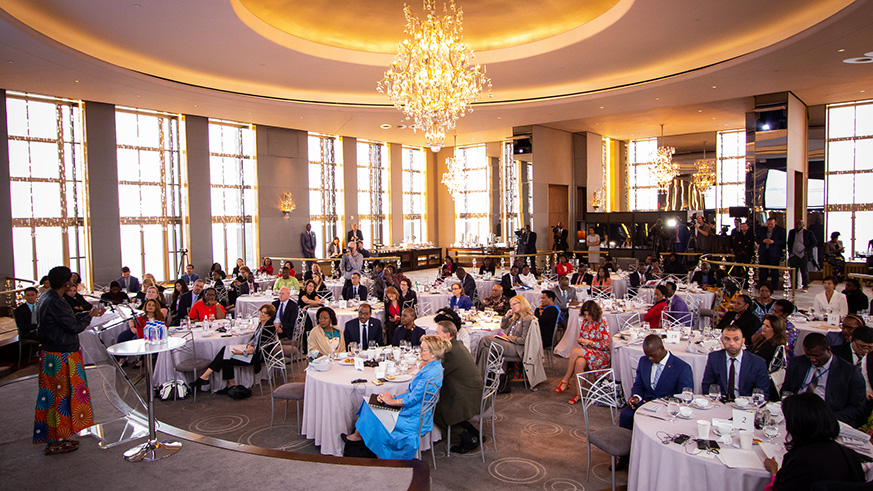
[235,293,279,318]
[417,314,502,358]
[302,363,441,457]
[474,277,500,302]
[627,399,873,490]
[612,335,714,399]
[323,280,344,300]
[416,291,451,315]
[306,305,386,331]
[792,318,841,356]
[636,288,717,310]
[554,307,646,358]
[152,326,258,391]
[79,310,136,365]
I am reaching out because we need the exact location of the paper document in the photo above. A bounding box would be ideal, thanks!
[365,396,398,432]
[758,442,785,468]
[225,344,253,363]
[716,448,766,470]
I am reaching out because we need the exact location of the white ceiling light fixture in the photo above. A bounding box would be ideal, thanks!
[692,141,716,193]
[441,136,466,201]
[377,0,491,153]
[650,123,678,191]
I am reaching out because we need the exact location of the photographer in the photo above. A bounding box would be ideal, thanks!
[693,214,714,254]
[340,240,364,288]
[552,222,568,252]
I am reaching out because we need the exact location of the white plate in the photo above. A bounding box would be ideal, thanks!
[691,401,713,410]
[385,374,414,383]
[677,411,695,420]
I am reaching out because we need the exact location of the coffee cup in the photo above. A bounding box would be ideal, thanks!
[679,406,693,418]
[697,420,711,439]
[735,397,750,408]
[693,397,710,409]
[738,429,753,450]
[715,423,732,436]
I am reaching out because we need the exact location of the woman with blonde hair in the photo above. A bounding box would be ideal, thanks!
[555,300,611,404]
[476,295,535,366]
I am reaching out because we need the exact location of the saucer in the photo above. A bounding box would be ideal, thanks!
[676,411,695,420]
[690,401,713,410]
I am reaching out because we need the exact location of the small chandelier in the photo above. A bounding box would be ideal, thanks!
[692,141,716,193]
[591,188,606,211]
[441,141,466,200]
[650,124,678,191]
[378,0,491,152]
[279,192,296,219]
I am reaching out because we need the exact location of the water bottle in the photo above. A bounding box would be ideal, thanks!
[144,321,155,345]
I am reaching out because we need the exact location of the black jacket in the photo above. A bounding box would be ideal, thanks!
[342,284,368,301]
[773,440,865,490]
[717,309,762,348]
[501,273,520,297]
[782,355,867,427]
[37,289,93,353]
[786,227,818,258]
[13,302,39,340]
[271,299,299,334]
[172,290,203,326]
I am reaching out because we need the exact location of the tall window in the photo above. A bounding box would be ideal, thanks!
[501,142,521,236]
[401,146,427,243]
[6,92,89,285]
[454,145,490,243]
[356,141,389,249]
[708,129,747,229]
[115,107,185,282]
[824,100,873,259]
[209,120,257,270]
[627,138,659,211]
[309,134,343,257]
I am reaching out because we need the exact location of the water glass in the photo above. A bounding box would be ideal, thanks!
[681,387,693,405]
[751,388,766,408]
[763,423,779,442]
[708,384,721,404]
[667,402,680,422]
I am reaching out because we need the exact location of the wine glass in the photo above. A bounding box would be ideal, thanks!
[708,384,722,404]
[348,342,358,357]
[667,402,680,422]
[751,388,766,408]
[681,387,694,406]
[763,422,779,442]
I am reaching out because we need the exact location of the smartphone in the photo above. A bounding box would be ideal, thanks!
[696,439,720,451]
[673,434,691,445]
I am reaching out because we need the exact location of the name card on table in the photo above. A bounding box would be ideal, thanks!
[354,357,364,371]
[732,409,756,433]
[665,330,681,344]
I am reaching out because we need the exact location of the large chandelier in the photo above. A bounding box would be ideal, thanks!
[378,0,491,152]
[441,144,466,200]
[692,142,716,193]
[650,124,678,191]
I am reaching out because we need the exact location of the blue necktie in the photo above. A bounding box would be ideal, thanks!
[653,363,664,389]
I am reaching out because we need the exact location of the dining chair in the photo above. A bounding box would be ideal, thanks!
[576,369,632,491]
[415,376,441,468]
[282,309,309,380]
[502,319,541,391]
[258,335,286,397]
[447,341,503,461]
[621,312,642,332]
[170,330,210,401]
[417,302,434,318]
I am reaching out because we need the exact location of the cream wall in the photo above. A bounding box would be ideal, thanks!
[531,125,575,251]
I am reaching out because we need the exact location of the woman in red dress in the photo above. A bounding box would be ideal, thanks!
[644,285,670,330]
[258,257,274,276]
[555,253,573,278]
[555,300,611,404]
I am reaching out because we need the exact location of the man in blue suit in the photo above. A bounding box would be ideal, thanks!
[342,273,369,301]
[180,264,199,284]
[620,335,694,429]
[343,302,382,350]
[701,325,770,400]
[115,266,141,293]
[664,281,692,326]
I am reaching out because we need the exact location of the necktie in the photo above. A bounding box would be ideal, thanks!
[728,357,737,399]
[354,286,358,298]
[30,303,37,324]
[807,368,822,393]
[278,302,285,320]
[361,322,368,350]
[652,362,664,389]
[562,290,567,305]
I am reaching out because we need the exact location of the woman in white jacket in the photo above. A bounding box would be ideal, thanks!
[813,275,848,319]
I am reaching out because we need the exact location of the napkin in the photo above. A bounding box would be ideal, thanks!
[716,448,765,470]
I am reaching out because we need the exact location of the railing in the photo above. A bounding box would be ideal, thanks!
[698,254,796,300]
[1,277,37,313]
[269,255,403,279]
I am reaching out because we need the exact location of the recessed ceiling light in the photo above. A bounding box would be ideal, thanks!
[599,106,604,109]
[497,116,501,120]
[397,124,407,129]
[74,80,79,83]
[698,109,702,112]
[380,124,391,129]
[711,85,717,89]
[838,48,846,53]
[193,104,198,107]
[712,117,716,120]
[133,3,141,7]
[843,57,873,64]
[866,51,873,57]
[6,60,13,64]
[655,97,660,101]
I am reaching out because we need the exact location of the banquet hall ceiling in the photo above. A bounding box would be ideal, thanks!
[0,0,872,146]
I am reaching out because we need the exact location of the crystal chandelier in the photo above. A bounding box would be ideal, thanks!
[650,124,678,191]
[279,192,296,220]
[441,144,466,200]
[692,142,716,193]
[378,0,491,152]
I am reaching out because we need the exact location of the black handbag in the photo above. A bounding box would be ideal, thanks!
[226,385,252,400]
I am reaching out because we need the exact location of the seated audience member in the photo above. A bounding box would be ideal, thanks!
[38,275,50,294]
[393,308,426,347]
[500,265,522,298]
[643,255,661,279]
[752,299,798,358]
[518,265,538,288]
[627,259,644,296]
[555,254,573,278]
[551,275,579,318]
[231,258,245,277]
[142,273,164,293]
[133,277,157,303]
[828,314,863,347]
[690,261,718,287]
[120,298,166,343]
[258,257,274,276]
[341,335,448,459]
[308,306,345,356]
[180,264,199,284]
[455,267,478,303]
[63,282,93,314]
[555,300,611,404]
[753,282,776,319]
[478,257,496,276]
[716,294,761,348]
[834,324,873,369]
[620,335,693,429]
[135,285,168,318]
[475,296,536,389]
[591,266,613,295]
[449,282,473,311]
[210,270,231,307]
[813,275,849,319]
[273,267,300,292]
[168,279,191,325]
[750,314,788,368]
[297,280,324,311]
[13,287,40,342]
[238,272,258,296]
[602,255,617,273]
[433,320,485,454]
[343,303,382,350]
[342,272,368,301]
[643,285,670,330]
[303,262,323,282]
[441,255,458,279]
[535,290,563,348]
[188,287,226,321]
[398,278,418,310]
[271,287,298,339]
[210,262,224,277]
[701,325,770,399]
[328,237,342,258]
[763,393,865,490]
[481,284,509,315]
[283,260,296,278]
[781,333,866,427]
[663,253,686,276]
[116,266,141,293]
[664,281,690,319]
[191,304,275,392]
[843,278,868,315]
[311,272,330,296]
[100,281,128,304]
[571,263,593,287]
[383,286,403,343]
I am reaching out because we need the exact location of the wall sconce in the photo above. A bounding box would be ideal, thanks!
[280,192,296,220]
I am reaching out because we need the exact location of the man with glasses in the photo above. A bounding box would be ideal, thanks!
[828,314,864,347]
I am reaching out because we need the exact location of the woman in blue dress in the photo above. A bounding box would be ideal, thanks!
[449,282,473,310]
[342,334,450,459]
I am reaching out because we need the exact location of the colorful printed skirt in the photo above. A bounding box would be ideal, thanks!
[33,350,93,444]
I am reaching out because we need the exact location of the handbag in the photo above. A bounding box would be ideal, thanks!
[226,385,252,400]
[768,345,787,392]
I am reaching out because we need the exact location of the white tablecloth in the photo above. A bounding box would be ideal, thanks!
[793,320,841,356]
[612,336,713,399]
[417,315,500,358]
[628,400,873,490]
[152,328,259,391]
[554,308,645,358]
[235,294,279,318]
[306,306,386,331]
[302,364,441,457]
[417,291,451,316]
[324,281,344,300]
[637,288,717,310]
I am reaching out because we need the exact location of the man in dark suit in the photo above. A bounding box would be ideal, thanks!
[271,287,299,340]
[13,287,40,342]
[781,333,866,427]
[833,324,873,367]
[501,265,522,298]
[571,263,593,287]
[172,279,204,326]
[716,294,761,348]
[552,222,569,251]
[343,302,382,350]
[691,262,719,287]
[757,217,786,287]
[844,279,869,315]
[237,272,258,296]
[342,272,368,301]
[456,268,478,304]
[301,223,317,259]
[620,335,694,429]
[668,217,691,266]
[787,220,817,291]
[701,325,771,399]
[346,222,364,248]
[115,266,141,293]
[523,225,537,275]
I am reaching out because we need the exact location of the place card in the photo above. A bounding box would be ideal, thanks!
[665,330,681,344]
[732,409,755,433]
[354,357,364,370]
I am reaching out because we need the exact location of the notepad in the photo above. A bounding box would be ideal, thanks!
[716,448,766,470]
[365,395,399,432]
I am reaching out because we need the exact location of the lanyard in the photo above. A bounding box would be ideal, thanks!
[801,365,830,391]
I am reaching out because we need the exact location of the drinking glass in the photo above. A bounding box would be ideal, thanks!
[667,402,680,422]
[763,423,779,442]
[348,342,358,356]
[708,384,721,404]
[751,388,766,408]
[681,387,693,405]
